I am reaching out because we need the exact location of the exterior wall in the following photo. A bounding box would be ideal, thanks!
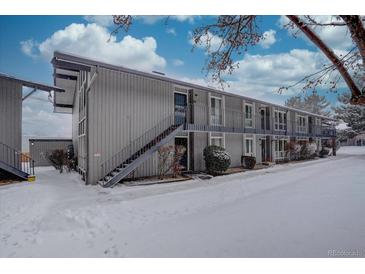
[192,88,208,125]
[86,68,175,184]
[0,78,22,165]
[225,133,243,167]
[225,96,243,129]
[64,61,335,183]
[72,78,80,158]
[29,139,73,166]
[193,132,208,171]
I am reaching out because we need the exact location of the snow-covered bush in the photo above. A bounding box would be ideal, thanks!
[300,142,317,160]
[319,148,330,158]
[308,142,317,157]
[288,141,301,160]
[241,156,256,169]
[203,145,231,175]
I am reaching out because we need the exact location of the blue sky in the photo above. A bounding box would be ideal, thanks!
[0,16,353,149]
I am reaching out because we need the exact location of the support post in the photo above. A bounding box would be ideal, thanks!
[332,138,336,156]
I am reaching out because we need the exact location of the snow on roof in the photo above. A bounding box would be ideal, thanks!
[336,122,350,130]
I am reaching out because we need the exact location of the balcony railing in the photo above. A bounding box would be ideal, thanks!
[182,103,336,138]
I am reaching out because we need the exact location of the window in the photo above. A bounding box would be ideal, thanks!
[210,97,222,125]
[274,110,287,131]
[296,115,307,133]
[211,137,223,147]
[210,135,224,148]
[245,103,253,128]
[245,138,254,156]
[275,139,287,160]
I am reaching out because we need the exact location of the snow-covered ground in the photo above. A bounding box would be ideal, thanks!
[1,146,365,258]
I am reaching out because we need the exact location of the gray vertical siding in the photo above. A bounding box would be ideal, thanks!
[225,96,243,128]
[62,60,333,183]
[193,132,208,171]
[0,78,22,165]
[225,133,243,167]
[87,68,174,184]
[29,139,73,166]
[192,88,208,125]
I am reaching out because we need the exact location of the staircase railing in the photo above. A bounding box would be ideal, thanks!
[100,113,181,181]
[0,142,35,176]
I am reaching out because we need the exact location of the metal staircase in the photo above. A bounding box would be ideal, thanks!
[99,114,184,188]
[0,142,35,180]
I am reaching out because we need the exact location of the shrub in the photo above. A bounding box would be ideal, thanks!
[171,145,187,177]
[203,145,231,175]
[157,145,186,179]
[299,142,318,160]
[308,142,318,158]
[287,141,301,161]
[319,148,330,158]
[241,156,256,169]
[48,149,67,173]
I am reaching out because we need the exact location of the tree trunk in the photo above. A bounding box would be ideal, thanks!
[286,15,363,104]
[340,15,365,66]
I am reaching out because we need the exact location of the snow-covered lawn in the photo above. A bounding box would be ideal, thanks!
[1,146,365,257]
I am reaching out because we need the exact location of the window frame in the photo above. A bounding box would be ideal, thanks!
[244,103,253,128]
[274,109,287,131]
[210,96,223,126]
[275,139,288,160]
[296,114,308,133]
[244,137,254,156]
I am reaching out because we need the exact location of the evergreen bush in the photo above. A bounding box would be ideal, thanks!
[203,145,231,175]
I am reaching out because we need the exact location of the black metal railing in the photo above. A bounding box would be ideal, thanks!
[0,142,35,176]
[100,113,180,181]
[184,103,336,138]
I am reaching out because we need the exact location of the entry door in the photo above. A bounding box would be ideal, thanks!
[174,93,187,125]
[261,139,266,162]
[308,117,313,134]
[260,108,265,131]
[175,137,188,171]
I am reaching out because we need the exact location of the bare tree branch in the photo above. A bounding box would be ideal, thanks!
[340,16,365,65]
[112,15,365,105]
[286,15,363,104]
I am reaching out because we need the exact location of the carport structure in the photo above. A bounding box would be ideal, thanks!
[0,73,65,180]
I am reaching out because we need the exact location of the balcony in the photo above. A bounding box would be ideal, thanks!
[181,103,336,138]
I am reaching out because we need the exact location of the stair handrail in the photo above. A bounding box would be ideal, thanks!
[100,112,184,181]
[0,141,35,176]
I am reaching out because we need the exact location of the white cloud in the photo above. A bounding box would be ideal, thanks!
[136,15,196,25]
[20,39,38,58]
[278,16,354,52]
[176,49,329,104]
[172,59,184,66]
[166,28,177,36]
[136,16,165,25]
[228,49,325,96]
[22,90,72,151]
[171,16,196,24]
[189,31,223,53]
[83,15,114,27]
[20,23,166,72]
[259,29,276,49]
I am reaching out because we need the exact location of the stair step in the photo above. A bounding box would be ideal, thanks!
[101,123,183,188]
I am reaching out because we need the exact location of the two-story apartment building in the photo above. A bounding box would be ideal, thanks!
[52,51,336,187]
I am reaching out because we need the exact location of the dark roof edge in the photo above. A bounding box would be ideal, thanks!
[0,72,65,93]
[29,138,72,142]
[53,51,336,121]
